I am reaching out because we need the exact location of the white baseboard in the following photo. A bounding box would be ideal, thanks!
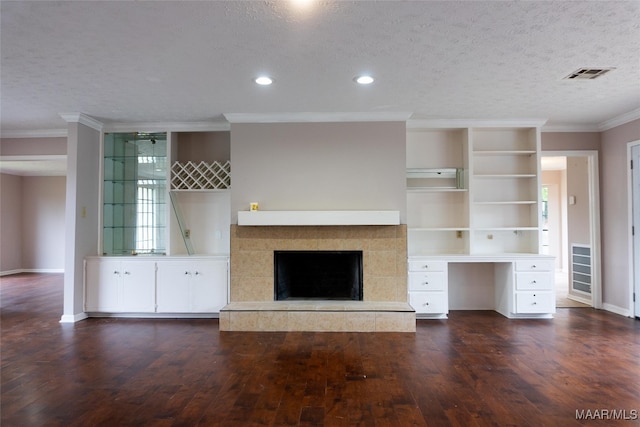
[59,312,88,323]
[23,268,64,273]
[602,302,631,318]
[0,268,64,276]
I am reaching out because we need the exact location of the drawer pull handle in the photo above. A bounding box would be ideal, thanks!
[423,282,429,285]
[423,302,430,306]
[113,271,119,275]
[531,265,537,269]
[533,302,537,305]
[424,265,429,269]
[531,280,537,284]
[124,271,130,275]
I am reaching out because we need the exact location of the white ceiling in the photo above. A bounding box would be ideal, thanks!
[1,0,639,136]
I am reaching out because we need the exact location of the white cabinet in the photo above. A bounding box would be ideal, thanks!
[156,258,228,313]
[85,258,156,312]
[85,256,228,315]
[408,258,448,318]
[513,259,554,315]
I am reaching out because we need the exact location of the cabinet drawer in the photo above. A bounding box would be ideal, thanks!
[408,260,446,272]
[515,272,553,291]
[409,272,446,291]
[409,292,448,314]
[515,259,554,272]
[515,292,554,314]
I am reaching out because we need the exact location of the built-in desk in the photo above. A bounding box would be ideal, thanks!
[408,254,555,319]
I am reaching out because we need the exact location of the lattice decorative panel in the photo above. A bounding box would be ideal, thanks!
[171,161,231,190]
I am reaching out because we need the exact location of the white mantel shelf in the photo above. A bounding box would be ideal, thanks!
[237,210,400,226]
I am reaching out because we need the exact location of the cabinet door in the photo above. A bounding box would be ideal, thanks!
[120,261,156,312]
[156,262,192,312]
[191,260,228,313]
[85,259,121,312]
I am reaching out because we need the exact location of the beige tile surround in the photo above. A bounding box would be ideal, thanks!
[220,224,415,332]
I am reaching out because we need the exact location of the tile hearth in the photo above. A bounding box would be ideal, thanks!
[219,301,415,332]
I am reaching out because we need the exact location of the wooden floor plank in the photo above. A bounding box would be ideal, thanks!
[1,273,639,426]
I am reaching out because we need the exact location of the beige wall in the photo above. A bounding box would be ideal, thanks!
[22,176,66,270]
[0,137,66,156]
[566,157,590,246]
[0,173,23,272]
[541,132,601,151]
[600,119,640,310]
[229,122,407,223]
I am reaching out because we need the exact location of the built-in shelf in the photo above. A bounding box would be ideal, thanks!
[237,210,400,226]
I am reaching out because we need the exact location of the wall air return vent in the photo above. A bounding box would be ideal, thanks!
[564,68,615,80]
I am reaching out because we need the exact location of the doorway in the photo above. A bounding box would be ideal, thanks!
[541,151,601,308]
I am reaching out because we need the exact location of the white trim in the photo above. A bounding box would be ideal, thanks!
[599,107,640,131]
[602,302,631,318]
[59,113,104,131]
[407,118,547,129]
[541,150,602,309]
[541,124,601,133]
[225,112,412,124]
[104,121,230,133]
[0,129,68,139]
[237,210,401,226]
[627,140,640,318]
[0,155,66,161]
[59,312,88,323]
[22,268,65,274]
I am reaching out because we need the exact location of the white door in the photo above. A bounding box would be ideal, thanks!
[191,260,228,313]
[120,260,156,312]
[85,258,121,312]
[156,261,191,312]
[632,144,640,318]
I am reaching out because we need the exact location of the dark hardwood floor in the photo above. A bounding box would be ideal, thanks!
[1,273,639,426]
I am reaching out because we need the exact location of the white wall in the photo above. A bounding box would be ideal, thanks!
[21,176,66,271]
[229,122,406,222]
[0,173,23,273]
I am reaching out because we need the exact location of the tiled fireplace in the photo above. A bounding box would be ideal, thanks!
[219,224,415,332]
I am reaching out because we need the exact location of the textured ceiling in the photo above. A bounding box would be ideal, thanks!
[1,0,639,134]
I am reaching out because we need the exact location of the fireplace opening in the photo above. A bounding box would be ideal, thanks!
[274,251,363,301]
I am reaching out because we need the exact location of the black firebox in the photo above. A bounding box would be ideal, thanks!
[274,251,363,301]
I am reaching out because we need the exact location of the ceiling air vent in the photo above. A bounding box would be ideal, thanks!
[564,68,615,80]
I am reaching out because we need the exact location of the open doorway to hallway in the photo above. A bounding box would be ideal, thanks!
[541,154,597,308]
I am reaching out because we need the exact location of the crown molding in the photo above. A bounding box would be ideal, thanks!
[0,128,68,139]
[59,113,104,131]
[224,112,412,124]
[406,118,548,129]
[103,121,230,133]
[597,107,640,131]
[541,124,602,133]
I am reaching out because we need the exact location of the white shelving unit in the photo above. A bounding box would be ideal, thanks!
[406,128,470,255]
[406,123,552,319]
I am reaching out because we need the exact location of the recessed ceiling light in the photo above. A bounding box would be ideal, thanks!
[255,76,274,86]
[354,75,374,85]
